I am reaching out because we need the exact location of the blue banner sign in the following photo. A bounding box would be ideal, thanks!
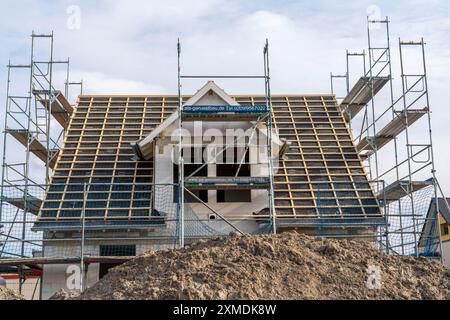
[185,176,270,184]
[183,105,268,114]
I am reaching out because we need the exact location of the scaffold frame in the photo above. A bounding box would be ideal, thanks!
[175,39,277,248]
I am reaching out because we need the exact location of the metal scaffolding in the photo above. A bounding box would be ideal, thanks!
[176,39,277,247]
[330,17,448,258]
[0,32,81,293]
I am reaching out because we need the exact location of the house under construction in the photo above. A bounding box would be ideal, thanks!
[0,18,448,300]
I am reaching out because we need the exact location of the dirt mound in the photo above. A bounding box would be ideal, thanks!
[0,286,24,300]
[53,232,450,300]
[51,289,80,300]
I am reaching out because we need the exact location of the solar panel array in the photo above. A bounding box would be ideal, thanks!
[37,95,381,223]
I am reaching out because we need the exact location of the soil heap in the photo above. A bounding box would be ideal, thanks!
[52,232,450,300]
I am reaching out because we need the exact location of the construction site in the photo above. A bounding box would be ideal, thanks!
[0,16,449,301]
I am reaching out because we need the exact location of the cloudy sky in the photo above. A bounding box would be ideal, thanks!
[0,0,450,195]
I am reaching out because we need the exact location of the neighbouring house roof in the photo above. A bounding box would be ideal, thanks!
[183,80,239,106]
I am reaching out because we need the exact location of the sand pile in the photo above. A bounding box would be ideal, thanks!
[53,232,450,300]
[0,286,24,300]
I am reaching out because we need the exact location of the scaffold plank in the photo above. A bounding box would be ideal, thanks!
[357,108,428,157]
[341,76,389,120]
[377,179,433,203]
[2,194,42,215]
[6,129,59,169]
[33,90,73,129]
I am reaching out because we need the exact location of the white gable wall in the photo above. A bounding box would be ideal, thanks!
[195,92,229,106]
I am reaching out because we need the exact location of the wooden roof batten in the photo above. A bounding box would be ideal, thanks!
[341,76,390,121]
